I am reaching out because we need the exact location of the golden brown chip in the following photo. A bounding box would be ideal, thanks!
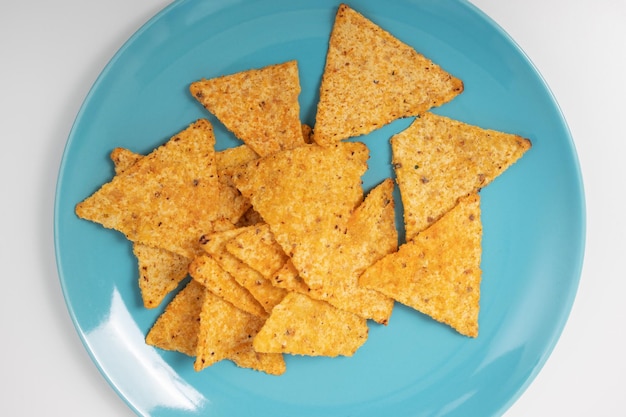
[253,292,369,357]
[145,279,206,356]
[303,179,396,324]
[225,223,289,280]
[108,147,193,309]
[224,225,311,294]
[231,142,368,290]
[201,228,287,313]
[215,145,259,224]
[188,254,267,318]
[190,61,305,157]
[110,147,142,175]
[134,244,191,309]
[270,261,311,294]
[194,290,268,371]
[392,112,531,240]
[359,193,482,337]
[215,144,259,173]
[313,4,463,145]
[228,342,286,376]
[76,119,221,258]
[233,181,398,323]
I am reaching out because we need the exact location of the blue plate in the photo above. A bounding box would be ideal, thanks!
[54,0,585,416]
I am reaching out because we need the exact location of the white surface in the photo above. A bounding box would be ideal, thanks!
[1,0,624,415]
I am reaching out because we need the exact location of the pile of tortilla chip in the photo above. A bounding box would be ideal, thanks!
[75,3,531,375]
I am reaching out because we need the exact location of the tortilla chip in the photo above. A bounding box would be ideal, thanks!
[108,147,193,308]
[110,147,142,174]
[194,290,267,371]
[392,112,531,240]
[190,61,305,157]
[231,142,368,290]
[270,261,311,294]
[133,244,191,309]
[228,342,286,376]
[76,119,221,258]
[359,193,482,337]
[313,4,463,145]
[253,292,369,357]
[304,179,396,324]
[188,254,267,318]
[232,182,397,323]
[224,225,311,294]
[225,223,289,280]
[145,279,206,356]
[215,144,259,172]
[201,228,288,313]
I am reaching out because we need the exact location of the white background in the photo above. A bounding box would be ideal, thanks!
[1,0,624,415]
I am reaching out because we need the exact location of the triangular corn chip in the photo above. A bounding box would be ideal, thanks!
[253,292,369,357]
[133,244,191,309]
[201,228,287,313]
[75,119,221,258]
[188,254,267,318]
[313,4,463,145]
[234,181,398,323]
[109,147,192,308]
[225,223,289,280]
[359,193,482,337]
[145,279,206,356]
[190,61,305,157]
[232,142,368,290]
[108,145,247,309]
[305,179,396,323]
[194,290,268,371]
[110,147,142,175]
[270,260,311,294]
[228,342,286,376]
[392,112,531,240]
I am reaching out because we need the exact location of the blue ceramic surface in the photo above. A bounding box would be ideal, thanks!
[54,1,585,416]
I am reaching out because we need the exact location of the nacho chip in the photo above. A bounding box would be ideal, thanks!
[270,261,311,294]
[215,145,259,224]
[190,61,305,157]
[304,179,396,324]
[194,290,268,371]
[232,142,368,290]
[313,4,463,145]
[232,182,397,323]
[225,223,289,280]
[201,228,288,313]
[145,279,205,356]
[228,342,286,376]
[215,144,259,172]
[108,147,192,308]
[133,244,191,309]
[76,119,221,258]
[392,112,531,240]
[253,292,369,357]
[110,147,142,174]
[224,225,311,294]
[188,254,267,318]
[359,193,482,337]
